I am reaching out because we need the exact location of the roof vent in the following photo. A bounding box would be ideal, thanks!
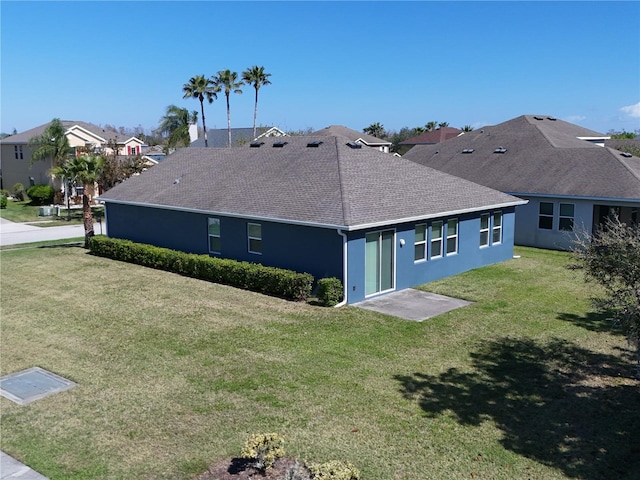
[533,116,544,121]
[547,116,557,121]
[250,141,264,148]
[494,147,507,154]
[346,141,362,149]
[173,178,180,184]
[462,148,474,154]
[620,152,633,158]
[307,141,323,148]
[273,141,288,148]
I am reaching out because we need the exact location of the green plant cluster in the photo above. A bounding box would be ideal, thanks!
[308,461,360,480]
[241,433,285,473]
[317,277,343,306]
[12,183,25,201]
[0,193,7,209]
[26,184,54,205]
[88,236,313,301]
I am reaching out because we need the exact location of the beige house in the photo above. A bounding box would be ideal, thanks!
[0,121,145,191]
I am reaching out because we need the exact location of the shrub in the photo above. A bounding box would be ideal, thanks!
[308,461,360,480]
[0,194,7,209]
[12,183,25,201]
[241,433,285,473]
[317,277,343,306]
[26,184,54,205]
[88,236,314,301]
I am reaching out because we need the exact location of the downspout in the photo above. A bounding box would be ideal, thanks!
[334,229,348,307]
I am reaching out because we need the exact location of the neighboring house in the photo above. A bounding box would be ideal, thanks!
[312,125,392,153]
[0,120,145,190]
[99,135,525,304]
[399,127,464,149]
[403,115,640,251]
[189,126,286,147]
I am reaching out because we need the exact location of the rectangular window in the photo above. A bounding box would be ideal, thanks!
[492,211,503,244]
[430,221,443,259]
[14,145,23,160]
[247,222,262,254]
[446,219,458,255]
[479,214,490,247]
[208,218,221,253]
[414,224,427,261]
[559,203,574,231]
[538,202,554,230]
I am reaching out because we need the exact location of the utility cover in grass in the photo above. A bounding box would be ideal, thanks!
[0,367,76,405]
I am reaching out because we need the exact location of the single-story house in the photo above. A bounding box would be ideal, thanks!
[403,115,640,250]
[312,125,393,153]
[190,126,286,147]
[99,135,525,304]
[0,121,145,190]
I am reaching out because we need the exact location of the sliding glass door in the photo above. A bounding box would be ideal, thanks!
[365,229,395,296]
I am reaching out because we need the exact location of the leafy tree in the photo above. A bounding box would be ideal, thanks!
[99,139,146,191]
[570,216,640,377]
[242,65,272,138]
[212,70,243,147]
[53,154,105,246]
[608,129,638,139]
[363,122,386,139]
[158,105,199,151]
[29,118,73,166]
[182,75,217,147]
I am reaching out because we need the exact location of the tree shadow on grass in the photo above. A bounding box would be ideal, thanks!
[558,311,626,337]
[394,337,640,479]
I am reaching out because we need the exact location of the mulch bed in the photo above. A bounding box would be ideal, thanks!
[195,457,307,480]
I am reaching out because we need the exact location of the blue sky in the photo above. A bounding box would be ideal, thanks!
[1,1,639,136]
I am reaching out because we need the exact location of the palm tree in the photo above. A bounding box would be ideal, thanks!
[182,75,217,147]
[52,154,105,247]
[29,118,73,166]
[363,122,385,139]
[212,70,244,147]
[438,121,450,128]
[461,125,474,132]
[158,105,199,151]
[425,121,438,131]
[242,66,272,138]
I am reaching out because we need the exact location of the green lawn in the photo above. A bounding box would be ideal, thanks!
[0,246,637,479]
[0,199,103,226]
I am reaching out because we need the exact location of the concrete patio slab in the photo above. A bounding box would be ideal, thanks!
[353,288,472,321]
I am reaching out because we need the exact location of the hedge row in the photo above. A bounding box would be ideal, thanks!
[89,236,313,301]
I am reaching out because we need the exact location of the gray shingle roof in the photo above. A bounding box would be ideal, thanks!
[190,127,279,148]
[311,125,392,146]
[0,121,128,144]
[100,135,524,230]
[403,115,640,200]
[400,127,463,145]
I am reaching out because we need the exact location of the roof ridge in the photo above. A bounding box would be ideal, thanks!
[334,137,351,225]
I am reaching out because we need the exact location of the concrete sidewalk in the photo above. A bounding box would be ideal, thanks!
[0,217,104,247]
[1,451,48,479]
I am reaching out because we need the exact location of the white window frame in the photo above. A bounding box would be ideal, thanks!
[247,222,262,254]
[446,219,458,255]
[208,218,221,254]
[559,203,574,231]
[479,213,490,248]
[430,221,443,259]
[492,211,502,244]
[538,202,554,230]
[414,224,427,262]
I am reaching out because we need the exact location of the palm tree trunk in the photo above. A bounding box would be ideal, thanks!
[226,94,232,147]
[82,187,94,248]
[200,100,208,148]
[253,87,259,139]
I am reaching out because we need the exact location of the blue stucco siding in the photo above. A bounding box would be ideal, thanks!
[104,203,343,281]
[344,208,517,304]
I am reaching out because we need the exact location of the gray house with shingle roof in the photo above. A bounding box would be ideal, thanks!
[312,125,392,153]
[189,126,286,148]
[100,135,525,304]
[403,115,640,250]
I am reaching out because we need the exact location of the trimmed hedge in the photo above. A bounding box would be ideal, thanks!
[317,277,344,306]
[26,184,55,205]
[89,236,313,301]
